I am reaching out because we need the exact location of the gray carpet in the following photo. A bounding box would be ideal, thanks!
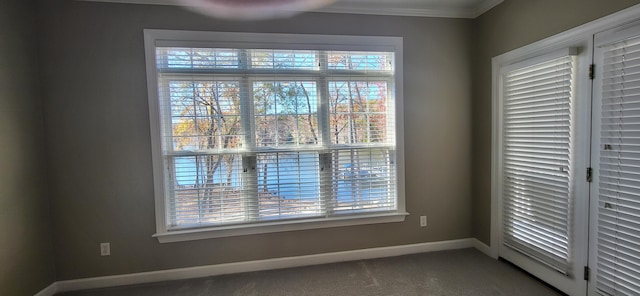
[57,248,563,296]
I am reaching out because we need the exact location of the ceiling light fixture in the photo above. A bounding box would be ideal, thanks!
[177,0,339,20]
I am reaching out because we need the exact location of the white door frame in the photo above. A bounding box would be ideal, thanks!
[493,41,592,296]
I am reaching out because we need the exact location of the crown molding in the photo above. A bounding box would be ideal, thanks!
[78,0,182,5]
[76,0,504,19]
[317,6,474,19]
[317,0,504,19]
[473,0,503,18]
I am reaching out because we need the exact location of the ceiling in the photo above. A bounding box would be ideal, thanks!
[78,0,504,18]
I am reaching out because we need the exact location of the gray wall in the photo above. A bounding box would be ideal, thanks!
[471,0,640,244]
[38,0,473,280]
[0,0,56,294]
[7,0,638,287]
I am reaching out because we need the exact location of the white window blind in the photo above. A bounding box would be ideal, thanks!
[596,34,640,296]
[256,152,323,219]
[151,40,400,232]
[502,54,577,273]
[329,148,397,214]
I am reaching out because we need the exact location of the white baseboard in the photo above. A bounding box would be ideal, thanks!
[472,238,493,258]
[34,282,58,296]
[37,238,485,295]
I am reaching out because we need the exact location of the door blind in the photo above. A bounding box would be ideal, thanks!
[502,55,576,273]
[596,33,640,296]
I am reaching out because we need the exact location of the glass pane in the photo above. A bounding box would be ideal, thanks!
[169,154,245,228]
[251,49,318,70]
[254,81,320,147]
[168,81,243,151]
[257,152,322,219]
[327,51,392,71]
[157,47,240,69]
[332,149,396,213]
[328,81,389,145]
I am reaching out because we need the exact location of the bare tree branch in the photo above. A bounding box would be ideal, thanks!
[297,82,318,144]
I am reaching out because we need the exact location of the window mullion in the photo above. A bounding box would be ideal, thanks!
[318,51,331,147]
[239,49,259,221]
[318,50,334,216]
[240,51,256,150]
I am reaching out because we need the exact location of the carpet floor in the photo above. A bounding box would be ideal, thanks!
[57,248,563,296]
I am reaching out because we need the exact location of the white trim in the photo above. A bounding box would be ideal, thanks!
[155,212,409,243]
[473,0,503,18]
[144,26,168,239]
[316,5,476,19]
[33,282,58,296]
[75,0,502,18]
[490,56,502,260]
[51,239,476,293]
[588,37,605,296]
[473,238,492,257]
[490,2,640,260]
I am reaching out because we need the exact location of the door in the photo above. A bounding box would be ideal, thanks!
[589,21,640,296]
[498,48,591,296]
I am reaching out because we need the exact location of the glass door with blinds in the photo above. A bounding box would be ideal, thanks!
[494,10,640,296]
[497,48,591,296]
[589,21,640,296]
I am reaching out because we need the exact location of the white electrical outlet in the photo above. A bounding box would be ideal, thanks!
[100,242,111,256]
[420,216,427,227]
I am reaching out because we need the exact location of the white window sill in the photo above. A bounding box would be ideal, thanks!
[153,212,409,243]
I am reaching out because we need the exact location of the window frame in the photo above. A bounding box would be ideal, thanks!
[144,30,407,243]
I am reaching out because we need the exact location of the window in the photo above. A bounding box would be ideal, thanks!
[144,30,406,242]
